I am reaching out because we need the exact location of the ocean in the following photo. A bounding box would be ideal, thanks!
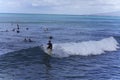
[0,13,120,80]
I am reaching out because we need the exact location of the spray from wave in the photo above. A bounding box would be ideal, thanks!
[50,37,119,57]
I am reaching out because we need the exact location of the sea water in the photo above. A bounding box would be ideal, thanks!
[0,13,120,80]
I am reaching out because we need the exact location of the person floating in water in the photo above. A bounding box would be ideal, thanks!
[24,38,27,42]
[49,36,53,40]
[44,28,48,32]
[12,28,15,32]
[5,30,9,32]
[26,28,29,30]
[23,38,33,42]
[17,30,20,33]
[47,40,52,50]
[28,38,33,42]
[17,24,19,30]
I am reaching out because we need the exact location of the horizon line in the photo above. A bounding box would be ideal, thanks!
[0,13,119,17]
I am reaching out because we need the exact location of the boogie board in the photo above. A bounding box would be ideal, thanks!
[44,48,52,56]
[40,45,52,56]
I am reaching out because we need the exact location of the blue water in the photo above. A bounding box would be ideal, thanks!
[0,13,120,80]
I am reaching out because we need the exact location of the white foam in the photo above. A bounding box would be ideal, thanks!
[51,37,119,57]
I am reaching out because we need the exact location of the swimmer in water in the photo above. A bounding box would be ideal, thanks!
[26,28,29,30]
[17,24,19,29]
[16,30,20,33]
[12,28,15,32]
[24,38,27,42]
[28,38,32,42]
[49,36,53,40]
[23,38,33,42]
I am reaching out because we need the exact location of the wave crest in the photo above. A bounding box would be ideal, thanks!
[52,37,119,57]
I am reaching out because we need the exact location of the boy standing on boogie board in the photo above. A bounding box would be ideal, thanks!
[47,40,53,55]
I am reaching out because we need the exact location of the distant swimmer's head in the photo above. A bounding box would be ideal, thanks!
[6,30,8,32]
[49,36,53,39]
[26,28,29,30]
[17,30,20,33]
[24,38,27,42]
[28,38,32,42]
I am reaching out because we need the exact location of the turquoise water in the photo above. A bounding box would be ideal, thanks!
[0,13,120,23]
[0,13,120,80]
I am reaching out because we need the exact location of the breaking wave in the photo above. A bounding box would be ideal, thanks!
[49,37,119,57]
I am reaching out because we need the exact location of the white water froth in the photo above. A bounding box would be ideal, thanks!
[51,37,119,57]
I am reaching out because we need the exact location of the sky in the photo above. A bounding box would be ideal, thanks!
[0,0,120,15]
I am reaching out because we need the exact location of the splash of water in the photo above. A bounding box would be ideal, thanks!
[50,37,119,57]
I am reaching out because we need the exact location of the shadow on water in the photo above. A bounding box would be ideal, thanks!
[0,46,53,80]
